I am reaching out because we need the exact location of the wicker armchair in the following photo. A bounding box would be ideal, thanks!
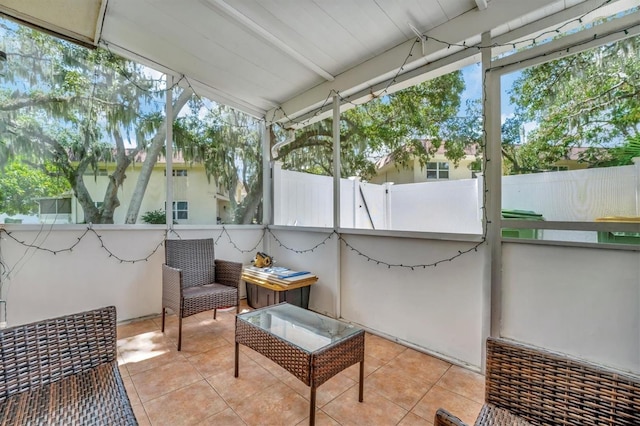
[162,238,242,351]
[0,306,137,425]
[435,337,640,426]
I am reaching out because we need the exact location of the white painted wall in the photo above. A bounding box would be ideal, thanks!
[3,223,640,373]
[266,229,486,368]
[339,234,486,367]
[502,243,640,374]
[266,228,339,317]
[0,226,262,326]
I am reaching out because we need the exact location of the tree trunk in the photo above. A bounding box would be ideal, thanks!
[124,88,193,224]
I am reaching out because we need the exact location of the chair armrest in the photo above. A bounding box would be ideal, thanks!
[435,408,469,426]
[0,306,117,401]
[214,259,243,288]
[162,263,182,314]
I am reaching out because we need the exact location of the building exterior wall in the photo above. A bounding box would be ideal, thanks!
[77,163,224,224]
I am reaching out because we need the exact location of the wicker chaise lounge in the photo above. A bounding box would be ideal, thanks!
[0,306,137,425]
[435,337,640,426]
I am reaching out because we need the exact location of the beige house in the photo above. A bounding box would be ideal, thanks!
[56,154,234,225]
[370,142,481,184]
[371,141,589,184]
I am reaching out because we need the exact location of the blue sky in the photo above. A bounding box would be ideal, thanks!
[460,63,520,119]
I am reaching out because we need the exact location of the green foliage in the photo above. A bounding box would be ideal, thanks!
[276,71,469,180]
[173,100,263,224]
[141,209,167,224]
[0,160,70,215]
[508,33,640,171]
[0,17,171,224]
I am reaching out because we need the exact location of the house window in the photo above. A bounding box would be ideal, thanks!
[172,201,189,220]
[427,162,449,179]
[39,198,72,214]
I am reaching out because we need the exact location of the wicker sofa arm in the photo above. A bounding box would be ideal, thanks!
[214,259,243,288]
[0,306,117,401]
[434,408,469,426]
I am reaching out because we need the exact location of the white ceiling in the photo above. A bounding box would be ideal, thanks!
[0,0,629,122]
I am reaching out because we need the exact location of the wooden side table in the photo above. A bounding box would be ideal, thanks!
[241,267,317,309]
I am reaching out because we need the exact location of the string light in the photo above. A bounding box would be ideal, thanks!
[267,228,336,253]
[421,0,614,51]
[0,226,265,264]
[216,227,266,253]
[269,0,621,128]
[0,0,634,272]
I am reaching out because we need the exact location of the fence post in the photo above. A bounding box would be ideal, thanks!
[272,162,282,225]
[634,157,640,216]
[383,182,394,230]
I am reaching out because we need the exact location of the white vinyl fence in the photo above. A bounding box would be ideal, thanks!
[274,161,639,239]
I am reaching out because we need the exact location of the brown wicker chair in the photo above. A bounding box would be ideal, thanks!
[0,306,137,425]
[162,238,242,351]
[435,337,640,426]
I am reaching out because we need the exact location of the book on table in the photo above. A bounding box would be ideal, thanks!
[243,266,314,284]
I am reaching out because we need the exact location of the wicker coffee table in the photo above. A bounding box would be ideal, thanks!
[235,303,365,426]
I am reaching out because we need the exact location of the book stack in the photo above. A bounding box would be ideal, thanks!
[242,266,316,287]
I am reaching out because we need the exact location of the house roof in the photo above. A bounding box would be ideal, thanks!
[0,0,634,125]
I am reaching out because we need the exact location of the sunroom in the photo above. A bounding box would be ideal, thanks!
[0,0,639,425]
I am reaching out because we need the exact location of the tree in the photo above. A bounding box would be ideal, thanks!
[274,71,469,180]
[173,100,263,224]
[508,33,640,170]
[0,19,192,224]
[0,159,70,215]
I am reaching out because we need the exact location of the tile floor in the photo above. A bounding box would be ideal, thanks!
[117,301,484,426]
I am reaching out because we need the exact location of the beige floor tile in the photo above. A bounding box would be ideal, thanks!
[168,333,230,357]
[195,407,247,425]
[117,319,160,340]
[131,403,151,426]
[342,354,385,381]
[117,303,486,426]
[365,365,432,410]
[119,332,187,376]
[234,382,309,426]
[122,376,142,406]
[385,349,452,385]
[323,383,408,425]
[282,371,356,408]
[207,361,279,408]
[130,359,202,402]
[189,343,248,378]
[143,380,229,426]
[411,385,482,426]
[436,365,485,404]
[296,410,341,426]
[365,333,407,363]
[398,411,433,425]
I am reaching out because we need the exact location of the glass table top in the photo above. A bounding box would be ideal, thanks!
[237,303,362,352]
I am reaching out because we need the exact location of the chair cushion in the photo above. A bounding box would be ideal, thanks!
[182,283,237,317]
[0,363,136,426]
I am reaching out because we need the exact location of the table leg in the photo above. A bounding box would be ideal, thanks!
[234,342,239,377]
[309,386,316,426]
[359,360,364,402]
